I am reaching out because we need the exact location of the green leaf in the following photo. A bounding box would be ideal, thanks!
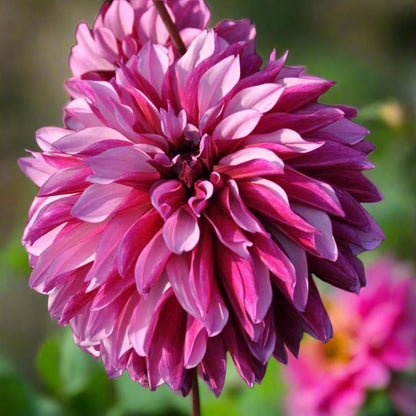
[0,355,62,416]
[0,368,33,415]
[59,326,98,397]
[200,359,285,416]
[361,390,395,416]
[112,372,188,415]
[36,336,61,395]
[69,369,114,416]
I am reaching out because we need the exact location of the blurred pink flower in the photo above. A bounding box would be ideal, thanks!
[285,257,416,416]
[20,25,383,395]
[69,0,258,81]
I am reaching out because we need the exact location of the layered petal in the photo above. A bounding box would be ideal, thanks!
[20,12,384,399]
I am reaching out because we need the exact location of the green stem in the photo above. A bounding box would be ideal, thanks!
[152,0,187,56]
[191,370,201,416]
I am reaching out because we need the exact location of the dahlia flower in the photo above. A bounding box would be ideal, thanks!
[20,21,383,396]
[69,0,258,81]
[285,257,416,416]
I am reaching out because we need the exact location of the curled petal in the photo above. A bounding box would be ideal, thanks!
[163,206,200,255]
[150,180,186,220]
[188,180,214,217]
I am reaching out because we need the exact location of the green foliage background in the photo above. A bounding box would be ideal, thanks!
[0,1,415,415]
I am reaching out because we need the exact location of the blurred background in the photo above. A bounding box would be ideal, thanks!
[0,0,415,415]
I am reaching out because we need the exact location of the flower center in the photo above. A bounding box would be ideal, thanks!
[172,152,205,188]
[167,125,213,188]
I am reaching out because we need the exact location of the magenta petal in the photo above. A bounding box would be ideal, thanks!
[160,107,187,141]
[309,245,364,293]
[103,0,134,39]
[128,277,168,357]
[166,254,200,319]
[176,30,216,93]
[85,209,138,290]
[87,145,158,185]
[256,106,344,135]
[136,43,169,97]
[70,22,114,77]
[47,266,89,321]
[189,223,213,314]
[291,141,373,171]
[222,321,261,387]
[126,353,148,387]
[298,277,333,343]
[198,54,241,115]
[219,247,272,326]
[216,147,284,179]
[205,203,253,258]
[293,204,338,261]
[184,317,208,369]
[246,309,276,365]
[250,232,297,301]
[134,229,171,294]
[29,222,101,292]
[54,127,130,155]
[100,292,137,369]
[71,183,131,223]
[118,208,163,279]
[245,128,323,155]
[18,154,57,187]
[213,109,262,140]
[279,168,344,217]
[63,97,105,131]
[274,77,335,112]
[239,178,316,235]
[95,27,119,64]
[171,0,210,31]
[188,180,214,217]
[163,206,200,254]
[199,336,227,397]
[225,83,284,116]
[189,223,229,336]
[321,117,369,145]
[38,165,91,197]
[71,300,115,347]
[203,291,229,337]
[35,126,73,151]
[218,180,263,233]
[273,288,304,357]
[24,195,78,245]
[150,180,186,220]
[91,276,135,312]
[272,229,309,311]
[146,293,186,391]
[246,255,273,323]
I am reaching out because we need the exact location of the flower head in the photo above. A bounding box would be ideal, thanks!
[20,20,383,396]
[69,0,258,82]
[285,257,416,416]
